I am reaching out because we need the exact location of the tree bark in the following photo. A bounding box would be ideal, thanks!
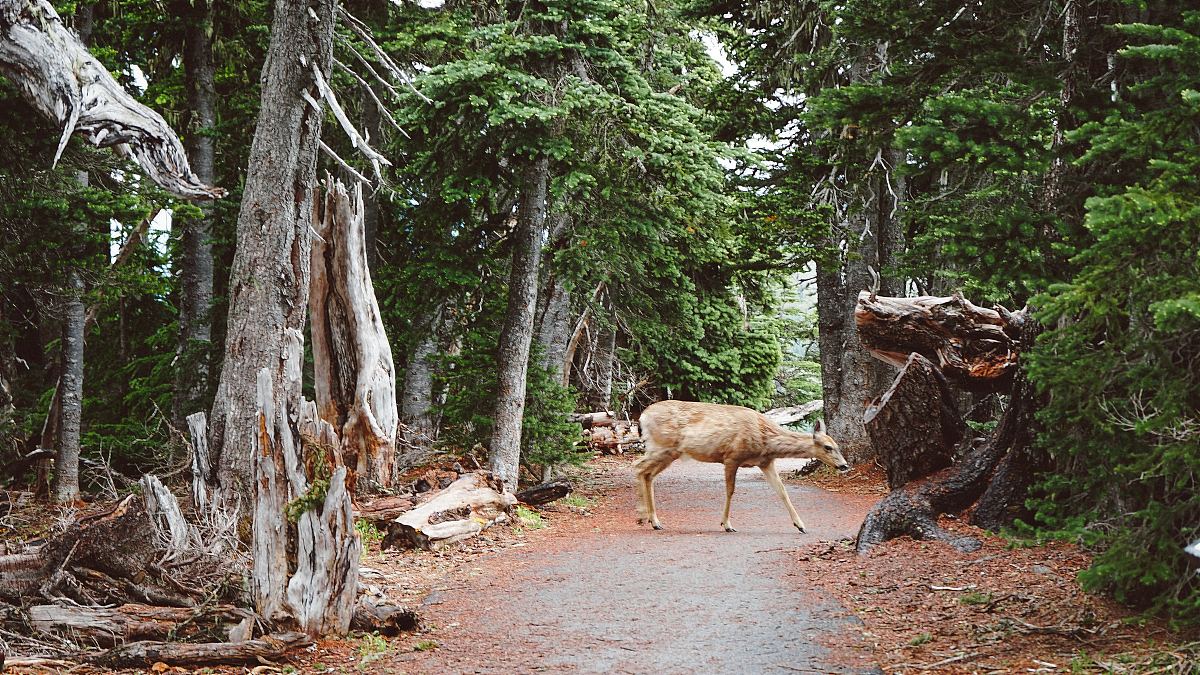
[489,157,550,492]
[864,353,963,489]
[855,291,1024,391]
[50,267,84,503]
[535,270,572,380]
[91,632,312,668]
[855,316,1043,553]
[398,303,443,468]
[208,0,336,507]
[586,289,617,410]
[309,180,398,494]
[174,0,218,427]
[0,0,223,199]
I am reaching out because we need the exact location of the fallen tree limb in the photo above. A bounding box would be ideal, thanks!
[29,603,250,645]
[763,401,824,426]
[90,631,312,668]
[0,0,224,199]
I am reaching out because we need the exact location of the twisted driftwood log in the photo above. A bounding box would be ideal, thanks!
[0,0,224,199]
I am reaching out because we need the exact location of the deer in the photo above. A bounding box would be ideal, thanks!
[634,400,850,533]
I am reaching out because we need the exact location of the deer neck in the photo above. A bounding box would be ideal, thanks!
[764,429,816,459]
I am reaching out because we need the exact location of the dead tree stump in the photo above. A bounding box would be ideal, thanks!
[864,353,965,489]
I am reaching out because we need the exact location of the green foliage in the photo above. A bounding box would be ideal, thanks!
[1025,10,1200,624]
[515,505,546,530]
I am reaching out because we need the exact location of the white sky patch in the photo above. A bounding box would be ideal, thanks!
[110,209,172,268]
[699,32,737,78]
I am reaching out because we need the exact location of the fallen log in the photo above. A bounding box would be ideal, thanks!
[515,479,571,506]
[855,291,1025,391]
[29,603,250,645]
[568,411,615,428]
[352,591,419,636]
[383,472,515,550]
[90,631,312,668]
[864,354,963,489]
[354,495,416,525]
[763,400,824,426]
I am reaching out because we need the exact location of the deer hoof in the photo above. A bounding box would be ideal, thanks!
[652,523,664,531]
[795,524,807,534]
[723,525,737,533]
[636,517,645,525]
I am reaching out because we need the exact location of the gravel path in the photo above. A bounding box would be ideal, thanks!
[391,458,880,674]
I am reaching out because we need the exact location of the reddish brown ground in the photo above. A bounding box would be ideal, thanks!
[6,456,1196,674]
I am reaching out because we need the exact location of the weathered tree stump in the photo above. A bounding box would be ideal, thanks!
[310,180,399,494]
[856,319,1043,553]
[865,353,964,489]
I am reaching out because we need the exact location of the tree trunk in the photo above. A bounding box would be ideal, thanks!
[534,271,572,380]
[0,0,222,199]
[398,303,442,468]
[208,0,335,507]
[174,0,217,427]
[586,289,616,410]
[309,180,398,494]
[50,242,84,505]
[489,157,549,492]
[864,353,963,489]
[855,314,1043,552]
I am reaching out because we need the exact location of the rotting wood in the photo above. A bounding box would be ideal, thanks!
[29,603,250,645]
[864,354,964,489]
[310,179,398,494]
[90,631,312,668]
[384,472,515,551]
[855,291,1026,391]
[186,411,211,512]
[0,0,223,199]
[354,494,416,526]
[515,479,571,506]
[352,591,419,636]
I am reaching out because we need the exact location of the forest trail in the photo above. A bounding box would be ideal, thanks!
[385,457,881,674]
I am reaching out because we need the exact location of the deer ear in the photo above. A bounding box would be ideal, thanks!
[813,419,825,435]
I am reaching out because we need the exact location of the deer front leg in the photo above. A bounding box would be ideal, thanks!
[760,460,806,533]
[721,462,738,532]
[635,456,672,530]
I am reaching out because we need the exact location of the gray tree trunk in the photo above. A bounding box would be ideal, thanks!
[814,50,906,466]
[588,290,616,410]
[50,267,84,503]
[398,304,441,468]
[208,0,336,507]
[174,0,217,427]
[533,212,573,380]
[489,157,549,492]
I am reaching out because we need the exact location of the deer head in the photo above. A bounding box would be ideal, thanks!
[811,419,850,473]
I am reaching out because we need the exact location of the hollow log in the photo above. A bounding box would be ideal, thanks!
[310,180,399,494]
[515,479,571,506]
[855,291,1025,391]
[0,0,223,199]
[383,472,515,550]
[91,631,312,668]
[864,354,964,489]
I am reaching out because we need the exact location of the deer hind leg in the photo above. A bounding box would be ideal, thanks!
[760,459,806,534]
[720,462,739,532]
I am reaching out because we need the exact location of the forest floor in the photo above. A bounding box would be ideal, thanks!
[301,455,1197,674]
[5,455,1197,673]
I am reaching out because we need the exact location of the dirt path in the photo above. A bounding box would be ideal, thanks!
[374,457,881,674]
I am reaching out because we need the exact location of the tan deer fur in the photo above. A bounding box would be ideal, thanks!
[634,400,850,533]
